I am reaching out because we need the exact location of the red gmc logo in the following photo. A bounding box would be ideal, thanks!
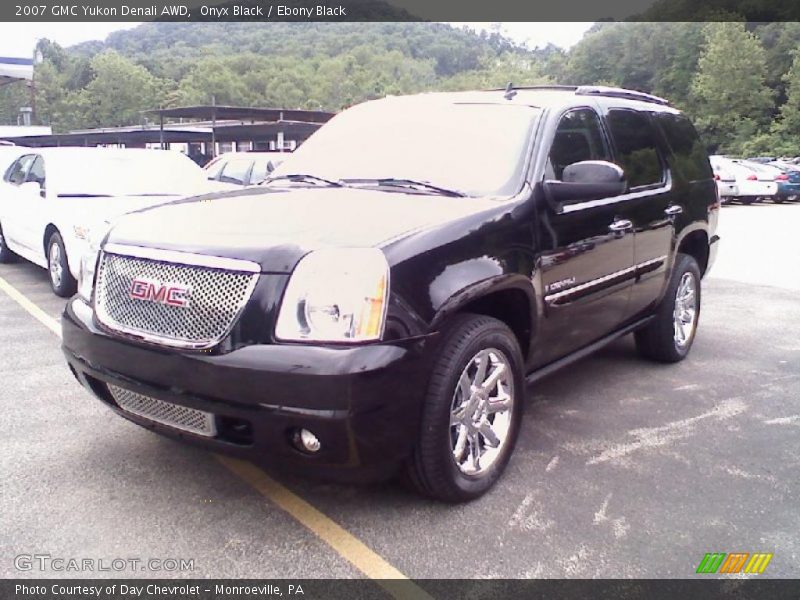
[129,278,190,308]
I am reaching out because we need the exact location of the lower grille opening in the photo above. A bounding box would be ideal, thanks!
[107,384,217,438]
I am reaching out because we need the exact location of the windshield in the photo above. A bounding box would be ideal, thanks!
[50,151,206,196]
[271,98,539,197]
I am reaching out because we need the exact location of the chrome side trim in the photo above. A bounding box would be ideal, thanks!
[544,255,667,305]
[561,172,673,214]
[102,243,262,274]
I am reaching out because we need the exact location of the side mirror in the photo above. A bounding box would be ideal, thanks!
[19,181,45,198]
[544,161,627,208]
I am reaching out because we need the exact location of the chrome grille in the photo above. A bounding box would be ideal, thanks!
[108,385,217,437]
[94,248,259,349]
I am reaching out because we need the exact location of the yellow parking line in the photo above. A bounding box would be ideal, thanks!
[217,456,431,599]
[0,274,428,599]
[0,275,62,338]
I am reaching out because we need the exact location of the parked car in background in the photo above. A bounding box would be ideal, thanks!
[709,156,777,204]
[733,159,793,204]
[709,159,738,203]
[204,152,288,187]
[63,86,719,501]
[768,161,800,201]
[746,156,776,164]
[0,148,225,296]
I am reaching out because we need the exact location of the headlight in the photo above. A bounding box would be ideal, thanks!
[275,248,389,343]
[77,224,108,303]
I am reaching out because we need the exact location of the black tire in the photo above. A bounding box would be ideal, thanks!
[0,223,17,263]
[740,197,755,205]
[773,197,785,204]
[406,314,524,502]
[46,232,77,297]
[635,253,702,363]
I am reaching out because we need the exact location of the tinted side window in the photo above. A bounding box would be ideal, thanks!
[656,113,713,181]
[547,108,610,180]
[606,109,664,188]
[250,158,273,184]
[204,157,225,179]
[25,156,45,187]
[6,155,35,185]
[219,159,252,185]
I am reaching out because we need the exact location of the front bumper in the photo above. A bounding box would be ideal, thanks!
[62,298,437,481]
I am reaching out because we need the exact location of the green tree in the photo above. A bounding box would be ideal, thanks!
[770,51,800,155]
[76,50,166,127]
[690,22,774,153]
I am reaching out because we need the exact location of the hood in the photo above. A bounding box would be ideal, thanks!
[67,194,184,224]
[105,186,498,272]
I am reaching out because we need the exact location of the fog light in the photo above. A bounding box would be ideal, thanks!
[295,428,321,453]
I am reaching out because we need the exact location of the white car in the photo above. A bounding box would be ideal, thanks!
[0,147,224,296]
[709,157,739,203]
[204,152,288,186]
[709,156,778,204]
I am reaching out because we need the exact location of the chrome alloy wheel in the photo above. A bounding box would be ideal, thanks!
[673,271,698,348]
[450,347,515,477]
[49,241,63,288]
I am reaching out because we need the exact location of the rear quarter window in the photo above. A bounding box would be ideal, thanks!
[655,113,713,182]
[606,109,664,189]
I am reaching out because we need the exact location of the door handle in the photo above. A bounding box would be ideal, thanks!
[664,205,683,216]
[608,219,633,233]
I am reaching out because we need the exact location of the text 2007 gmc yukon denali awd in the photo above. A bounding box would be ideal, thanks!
[62,85,720,502]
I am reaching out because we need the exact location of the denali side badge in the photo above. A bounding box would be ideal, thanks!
[545,277,577,293]
[129,278,191,308]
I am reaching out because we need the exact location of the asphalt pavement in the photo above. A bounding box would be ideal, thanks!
[1,202,798,581]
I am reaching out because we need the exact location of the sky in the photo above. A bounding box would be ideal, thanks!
[0,22,593,58]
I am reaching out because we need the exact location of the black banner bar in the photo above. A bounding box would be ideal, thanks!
[4,579,800,600]
[2,0,800,22]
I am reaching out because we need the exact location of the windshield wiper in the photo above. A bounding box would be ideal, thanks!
[263,173,344,187]
[57,193,113,198]
[342,178,466,197]
[124,193,182,197]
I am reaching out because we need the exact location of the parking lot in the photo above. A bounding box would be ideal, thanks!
[2,202,798,582]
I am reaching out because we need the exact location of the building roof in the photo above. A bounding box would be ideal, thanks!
[0,119,326,148]
[0,56,34,85]
[148,105,334,124]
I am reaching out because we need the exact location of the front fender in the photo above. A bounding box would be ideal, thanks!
[430,271,536,330]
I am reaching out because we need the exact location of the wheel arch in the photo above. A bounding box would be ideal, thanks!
[43,223,60,257]
[675,226,710,277]
[430,275,536,360]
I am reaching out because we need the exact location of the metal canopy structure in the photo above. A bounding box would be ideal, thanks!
[0,56,34,86]
[5,126,213,147]
[0,105,335,150]
[148,105,334,124]
[148,105,335,156]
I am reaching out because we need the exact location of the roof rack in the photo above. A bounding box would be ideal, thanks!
[575,85,670,106]
[490,84,579,93]
[488,84,670,106]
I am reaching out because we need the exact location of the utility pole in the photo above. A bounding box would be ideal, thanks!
[30,41,42,124]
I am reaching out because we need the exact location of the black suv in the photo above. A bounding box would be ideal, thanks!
[62,85,719,502]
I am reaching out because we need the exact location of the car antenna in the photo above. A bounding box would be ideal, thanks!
[504,82,517,100]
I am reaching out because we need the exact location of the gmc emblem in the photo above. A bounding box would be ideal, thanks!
[129,278,190,308]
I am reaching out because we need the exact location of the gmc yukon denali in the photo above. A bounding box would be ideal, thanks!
[62,85,720,502]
